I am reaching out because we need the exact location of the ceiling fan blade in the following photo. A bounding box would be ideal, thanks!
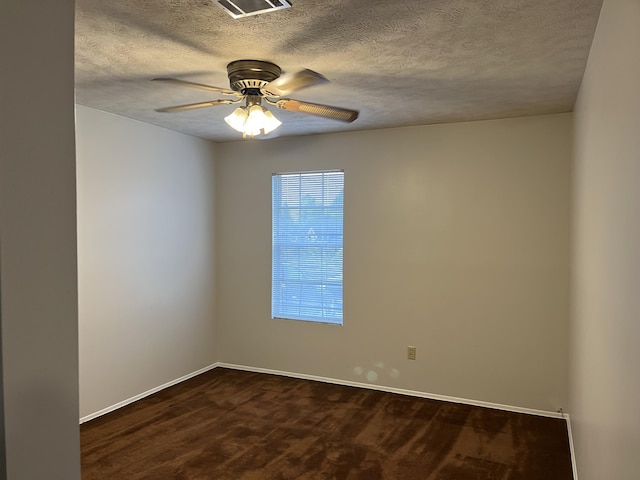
[275,99,359,123]
[155,99,235,113]
[152,78,239,96]
[262,69,329,97]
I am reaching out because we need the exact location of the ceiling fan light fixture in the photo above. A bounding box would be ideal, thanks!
[224,105,281,138]
[155,60,359,139]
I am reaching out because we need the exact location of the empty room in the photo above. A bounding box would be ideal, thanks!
[1,0,639,479]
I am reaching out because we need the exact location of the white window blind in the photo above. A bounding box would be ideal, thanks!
[272,170,344,324]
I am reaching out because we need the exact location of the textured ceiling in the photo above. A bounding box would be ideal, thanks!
[75,0,603,143]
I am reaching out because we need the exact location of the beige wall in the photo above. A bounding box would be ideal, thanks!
[0,1,80,478]
[216,113,572,412]
[571,0,640,478]
[76,106,218,418]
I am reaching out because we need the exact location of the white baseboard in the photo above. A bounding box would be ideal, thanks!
[79,362,220,423]
[218,362,566,419]
[82,361,566,422]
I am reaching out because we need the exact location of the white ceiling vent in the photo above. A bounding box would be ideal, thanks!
[216,0,292,19]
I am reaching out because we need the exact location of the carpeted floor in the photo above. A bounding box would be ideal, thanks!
[81,368,573,479]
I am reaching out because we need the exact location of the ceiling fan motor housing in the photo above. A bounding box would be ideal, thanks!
[227,60,281,94]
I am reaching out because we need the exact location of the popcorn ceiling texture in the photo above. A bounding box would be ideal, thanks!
[75,0,603,142]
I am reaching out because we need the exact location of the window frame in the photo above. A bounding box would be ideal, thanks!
[271,169,344,325]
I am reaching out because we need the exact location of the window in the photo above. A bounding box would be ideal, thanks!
[272,170,344,325]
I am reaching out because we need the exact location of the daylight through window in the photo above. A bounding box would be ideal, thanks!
[272,170,344,325]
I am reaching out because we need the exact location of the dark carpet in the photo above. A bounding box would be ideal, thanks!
[81,368,573,479]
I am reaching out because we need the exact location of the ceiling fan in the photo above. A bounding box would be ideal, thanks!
[153,59,359,138]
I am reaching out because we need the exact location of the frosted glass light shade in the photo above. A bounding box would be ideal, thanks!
[224,107,249,132]
[224,105,282,138]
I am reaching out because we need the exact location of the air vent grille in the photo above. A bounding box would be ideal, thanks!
[216,0,292,19]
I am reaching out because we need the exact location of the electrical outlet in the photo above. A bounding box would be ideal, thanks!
[407,346,417,360]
